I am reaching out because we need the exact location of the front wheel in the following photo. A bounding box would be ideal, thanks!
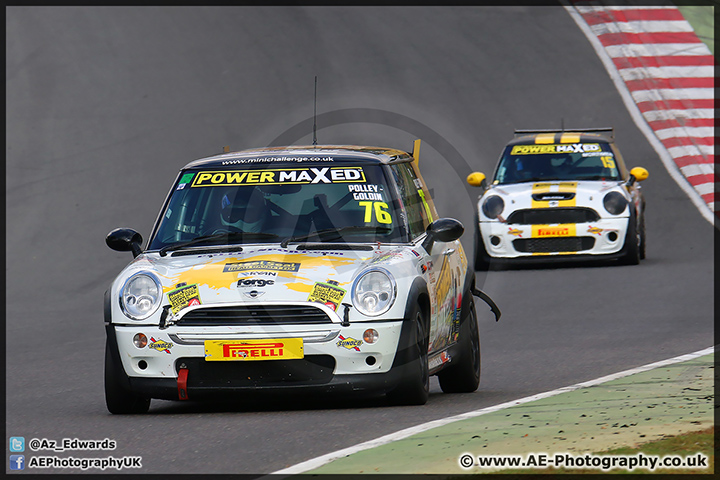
[104,340,151,414]
[620,215,640,265]
[386,303,429,406]
[438,300,481,393]
[473,221,491,271]
[638,212,646,260]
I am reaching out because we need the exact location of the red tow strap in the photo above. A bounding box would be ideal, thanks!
[177,368,189,400]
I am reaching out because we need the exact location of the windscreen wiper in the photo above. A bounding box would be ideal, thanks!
[281,226,392,248]
[159,232,279,256]
[523,177,561,182]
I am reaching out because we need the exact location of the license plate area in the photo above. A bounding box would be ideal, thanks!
[204,338,304,361]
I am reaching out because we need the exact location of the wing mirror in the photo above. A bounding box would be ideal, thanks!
[627,167,649,186]
[466,172,486,188]
[106,228,143,258]
[422,218,464,252]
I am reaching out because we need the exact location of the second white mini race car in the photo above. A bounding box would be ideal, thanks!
[467,128,648,269]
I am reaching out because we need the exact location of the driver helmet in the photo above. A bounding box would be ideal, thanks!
[220,187,267,230]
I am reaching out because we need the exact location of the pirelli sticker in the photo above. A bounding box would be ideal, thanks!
[191,167,366,187]
[510,143,601,155]
[204,339,304,361]
[531,224,576,237]
[223,260,301,273]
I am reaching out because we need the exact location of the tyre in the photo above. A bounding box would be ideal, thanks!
[620,214,640,265]
[437,300,481,393]
[638,212,646,260]
[386,303,429,406]
[105,340,151,414]
[473,220,490,271]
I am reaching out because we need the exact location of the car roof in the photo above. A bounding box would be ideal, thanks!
[507,131,614,147]
[183,145,413,169]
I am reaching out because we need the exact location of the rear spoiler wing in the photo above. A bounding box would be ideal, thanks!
[514,127,614,141]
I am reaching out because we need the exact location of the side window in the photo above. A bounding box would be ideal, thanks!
[390,163,430,239]
[609,144,629,179]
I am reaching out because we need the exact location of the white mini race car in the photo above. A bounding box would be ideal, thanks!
[104,142,500,413]
[467,128,648,269]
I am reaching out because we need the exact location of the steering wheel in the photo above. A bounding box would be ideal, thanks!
[211,228,243,235]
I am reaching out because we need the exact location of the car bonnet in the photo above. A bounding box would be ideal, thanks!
[122,244,422,316]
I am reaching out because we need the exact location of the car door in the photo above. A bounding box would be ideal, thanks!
[389,161,461,354]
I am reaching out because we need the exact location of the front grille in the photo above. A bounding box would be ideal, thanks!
[507,208,600,225]
[177,305,333,326]
[177,355,336,387]
[513,236,595,253]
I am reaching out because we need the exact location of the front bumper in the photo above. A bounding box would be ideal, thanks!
[107,317,413,400]
[479,218,629,260]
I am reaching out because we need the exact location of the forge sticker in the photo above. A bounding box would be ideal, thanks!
[336,335,362,351]
[224,260,301,273]
[148,337,173,354]
[167,284,201,315]
[237,277,275,289]
[588,226,603,236]
[237,277,275,298]
[308,280,346,311]
[348,184,384,201]
[191,167,366,187]
[510,143,601,155]
[508,228,523,237]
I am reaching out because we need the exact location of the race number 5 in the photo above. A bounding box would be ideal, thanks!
[601,156,616,169]
[359,201,392,224]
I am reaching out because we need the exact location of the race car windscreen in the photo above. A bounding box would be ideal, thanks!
[147,163,408,250]
[493,142,620,185]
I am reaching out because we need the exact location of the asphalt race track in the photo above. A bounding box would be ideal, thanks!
[6,7,714,475]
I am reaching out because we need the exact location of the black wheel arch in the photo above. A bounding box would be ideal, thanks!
[104,286,113,323]
[105,323,132,390]
[402,276,430,330]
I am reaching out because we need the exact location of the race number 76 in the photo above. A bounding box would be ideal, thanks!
[359,201,392,224]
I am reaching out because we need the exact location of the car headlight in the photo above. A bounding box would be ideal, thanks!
[482,195,504,219]
[120,272,162,320]
[603,191,628,215]
[352,268,396,317]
